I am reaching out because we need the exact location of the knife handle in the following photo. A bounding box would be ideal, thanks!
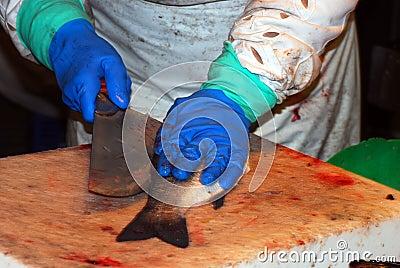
[100,78,108,94]
[95,78,120,115]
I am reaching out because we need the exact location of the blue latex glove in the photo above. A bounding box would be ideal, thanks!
[48,18,131,122]
[154,89,251,190]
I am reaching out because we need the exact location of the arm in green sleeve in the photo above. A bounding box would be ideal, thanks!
[200,42,278,122]
[16,0,91,69]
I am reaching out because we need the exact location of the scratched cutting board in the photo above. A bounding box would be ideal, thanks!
[0,136,400,267]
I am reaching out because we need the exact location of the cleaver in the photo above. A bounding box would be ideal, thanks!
[88,80,143,197]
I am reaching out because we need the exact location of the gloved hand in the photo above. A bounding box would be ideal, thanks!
[154,89,251,190]
[48,18,131,122]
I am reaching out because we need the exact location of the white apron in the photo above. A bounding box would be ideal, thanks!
[67,1,360,161]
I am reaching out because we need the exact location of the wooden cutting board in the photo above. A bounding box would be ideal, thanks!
[0,138,399,267]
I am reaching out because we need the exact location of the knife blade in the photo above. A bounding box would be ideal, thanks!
[88,80,142,197]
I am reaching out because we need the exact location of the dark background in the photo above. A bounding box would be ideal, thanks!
[356,0,400,140]
[1,1,400,158]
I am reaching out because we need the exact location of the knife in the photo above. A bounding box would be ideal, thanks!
[88,79,143,197]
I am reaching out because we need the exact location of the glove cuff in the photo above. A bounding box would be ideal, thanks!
[200,42,278,122]
[17,0,91,69]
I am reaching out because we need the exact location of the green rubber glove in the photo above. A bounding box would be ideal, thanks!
[17,0,90,69]
[201,42,278,122]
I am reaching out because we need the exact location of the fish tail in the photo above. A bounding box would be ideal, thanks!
[116,205,189,248]
[156,214,189,248]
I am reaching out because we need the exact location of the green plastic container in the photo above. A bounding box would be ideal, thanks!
[327,138,400,190]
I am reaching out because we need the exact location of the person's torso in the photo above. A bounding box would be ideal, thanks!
[88,0,247,119]
[88,0,246,82]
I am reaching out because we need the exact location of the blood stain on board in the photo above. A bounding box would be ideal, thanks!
[101,226,119,236]
[291,107,301,122]
[75,144,91,150]
[305,157,324,168]
[61,252,122,267]
[189,223,206,245]
[316,172,355,186]
[242,216,259,228]
[85,257,122,267]
[351,192,365,200]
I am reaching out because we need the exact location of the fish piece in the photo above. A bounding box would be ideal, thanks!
[116,195,190,248]
[116,155,225,248]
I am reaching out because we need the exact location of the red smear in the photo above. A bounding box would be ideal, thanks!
[310,213,317,217]
[351,193,365,200]
[265,242,281,249]
[190,223,206,245]
[316,172,355,186]
[75,144,91,150]
[43,221,65,230]
[238,193,255,200]
[145,124,157,140]
[291,197,301,201]
[298,240,305,245]
[322,88,330,97]
[242,216,259,227]
[291,107,301,122]
[191,230,206,245]
[101,226,113,231]
[281,146,309,160]
[145,131,155,142]
[86,257,122,267]
[100,199,114,208]
[306,157,323,167]
[100,78,108,94]
[101,226,119,236]
[46,176,56,188]
[62,253,122,267]
[191,230,205,245]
